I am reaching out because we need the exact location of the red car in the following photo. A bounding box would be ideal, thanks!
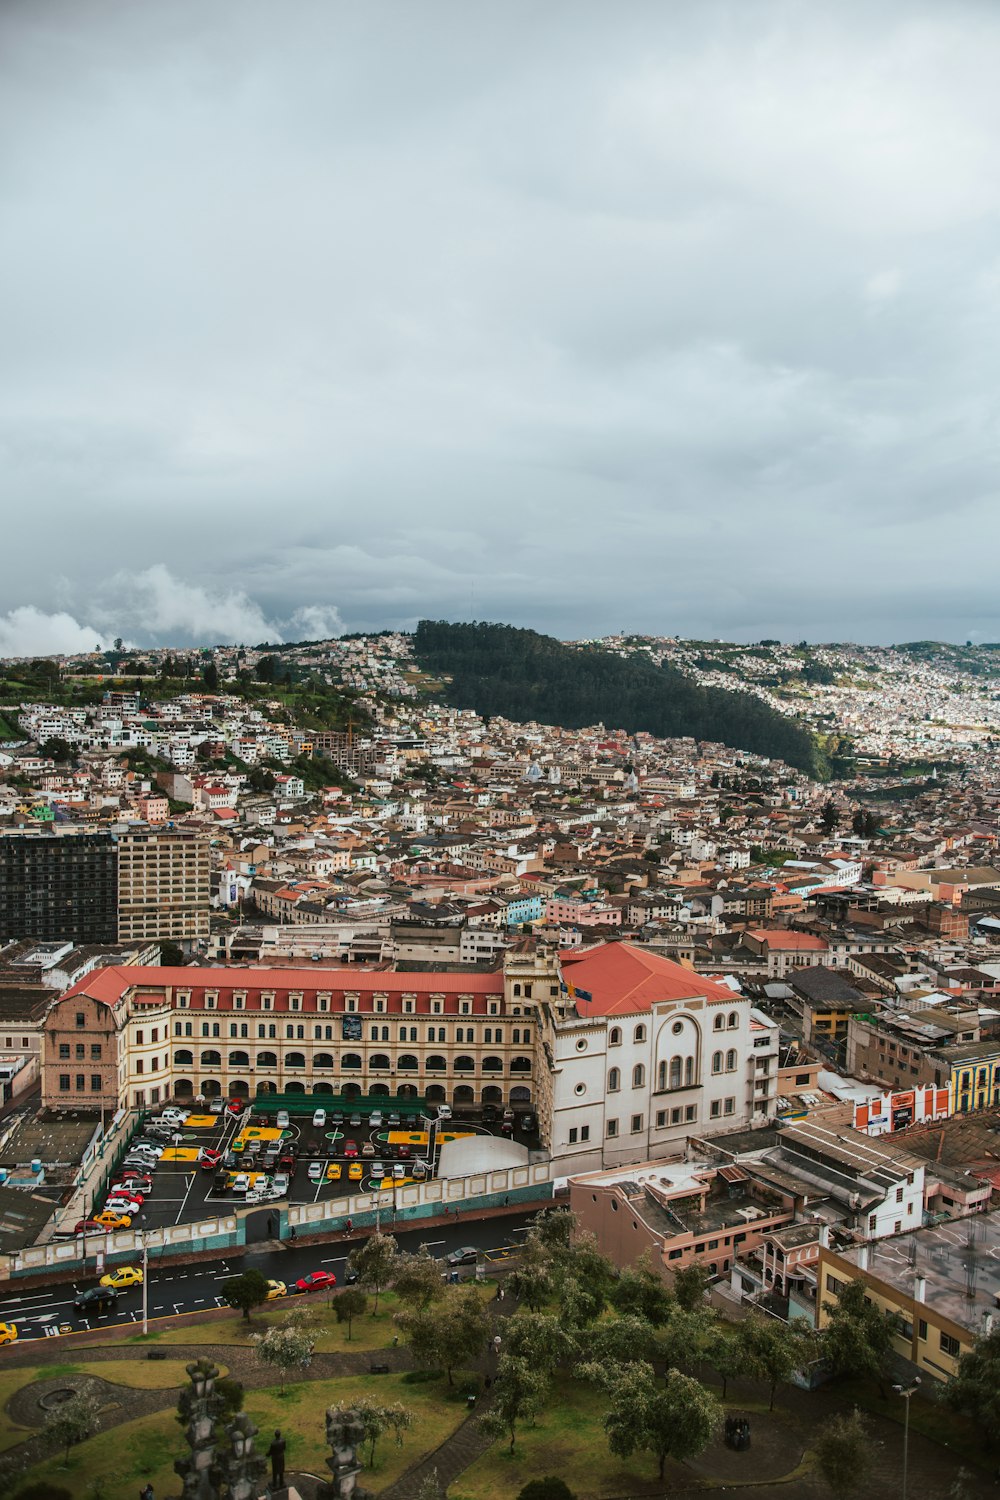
[226,1099,245,1115]
[73,1219,112,1235]
[294,1270,337,1294]
[107,1190,144,1206]
[199,1148,223,1170]
[342,1140,359,1158]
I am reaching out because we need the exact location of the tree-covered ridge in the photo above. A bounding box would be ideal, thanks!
[413,621,823,776]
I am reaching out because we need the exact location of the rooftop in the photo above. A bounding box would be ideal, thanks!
[836,1211,1000,1336]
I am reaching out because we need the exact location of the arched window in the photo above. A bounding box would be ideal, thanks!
[685,1056,694,1086]
[510,1085,532,1103]
[513,983,521,996]
[714,1014,725,1031]
[285,1080,305,1094]
[174,1049,193,1066]
[371,1053,391,1070]
[200,1049,221,1067]
[380,1025,389,1041]
[314,1025,323,1040]
[670,1056,682,1089]
[608,1067,620,1092]
[711,1050,723,1074]
[609,1027,622,1046]
[314,1052,334,1070]
[483,1084,503,1103]
[370,1025,380,1041]
[257,1051,277,1068]
[510,1056,532,1073]
[175,1077,193,1097]
[325,1025,333,1041]
[726,1048,737,1071]
[633,1064,645,1088]
[454,1085,475,1104]
[397,1054,419,1071]
[313,1081,333,1095]
[482,1055,503,1072]
[342,1053,362,1069]
[454,1055,475,1072]
[634,1024,646,1044]
[728,1011,739,1029]
[286,1051,306,1069]
[426,1055,446,1072]
[228,1050,249,1068]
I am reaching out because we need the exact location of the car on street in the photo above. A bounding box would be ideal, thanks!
[369,1161,386,1180]
[343,1139,359,1158]
[348,1163,363,1181]
[266,1280,287,1300]
[446,1246,479,1268]
[307,1161,325,1182]
[230,1173,251,1195]
[209,1098,225,1114]
[276,1110,290,1129]
[199,1147,223,1168]
[0,1322,17,1346]
[93,1210,132,1230]
[368,1111,383,1128]
[271,1173,290,1196]
[73,1219,111,1235]
[326,1162,342,1181]
[361,1142,375,1157]
[100,1266,144,1290]
[293,1270,337,1293]
[312,1108,327,1128]
[74,1286,118,1315]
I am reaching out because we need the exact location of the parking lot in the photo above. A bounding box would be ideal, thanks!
[99,1104,536,1234]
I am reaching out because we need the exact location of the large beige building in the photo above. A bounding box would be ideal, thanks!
[116,830,210,944]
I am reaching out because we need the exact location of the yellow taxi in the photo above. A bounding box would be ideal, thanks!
[348,1162,363,1181]
[266,1279,287,1301]
[326,1163,342,1181]
[93,1211,132,1231]
[100,1266,144,1290]
[0,1322,17,1347]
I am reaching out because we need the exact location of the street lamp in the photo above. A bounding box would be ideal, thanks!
[141,1229,149,1335]
[892,1378,920,1500]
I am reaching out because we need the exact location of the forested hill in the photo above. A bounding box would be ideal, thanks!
[413,621,824,777]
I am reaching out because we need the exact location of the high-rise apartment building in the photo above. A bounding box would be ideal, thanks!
[0,830,210,946]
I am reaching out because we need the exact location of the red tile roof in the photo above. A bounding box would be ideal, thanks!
[560,941,737,1015]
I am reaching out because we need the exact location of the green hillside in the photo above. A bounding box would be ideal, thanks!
[413,621,823,776]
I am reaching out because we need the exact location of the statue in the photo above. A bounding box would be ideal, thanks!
[724,1414,751,1451]
[217,1414,267,1500]
[321,1406,368,1500]
[174,1360,223,1500]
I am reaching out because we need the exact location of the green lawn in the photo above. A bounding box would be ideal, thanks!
[15,1370,466,1500]
[834,1375,992,1473]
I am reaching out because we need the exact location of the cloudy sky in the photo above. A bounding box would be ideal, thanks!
[2,0,998,652]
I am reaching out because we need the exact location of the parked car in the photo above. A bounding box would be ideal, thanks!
[142,1123,174,1141]
[271,1173,290,1196]
[129,1142,165,1157]
[199,1147,223,1168]
[93,1210,132,1230]
[276,1110,290,1129]
[436,1104,453,1121]
[226,1098,245,1115]
[0,1322,17,1346]
[348,1163,363,1181]
[277,1148,296,1170]
[388,1112,401,1128]
[392,1163,407,1180]
[74,1286,119,1315]
[330,1112,344,1127]
[307,1161,325,1182]
[104,1198,141,1215]
[73,1219,110,1235]
[361,1141,376,1157]
[521,1113,536,1134]
[293,1270,337,1293]
[326,1163,342,1181]
[222,1151,239,1170]
[111,1178,151,1197]
[209,1098,225,1114]
[230,1174,251,1195]
[213,1170,230,1192]
[411,1161,428,1180]
[396,1144,412,1160]
[481,1104,498,1123]
[100,1266,143,1290]
[343,1139,359,1158]
[368,1111,383,1129]
[348,1113,362,1129]
[160,1107,188,1126]
[369,1162,386,1180]
[312,1108,327,1128]
[446,1246,479,1268]
[265,1280,287,1300]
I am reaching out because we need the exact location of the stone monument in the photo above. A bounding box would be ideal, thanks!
[174,1360,223,1500]
[321,1406,369,1500]
[217,1413,268,1500]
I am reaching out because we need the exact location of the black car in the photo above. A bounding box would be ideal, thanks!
[74,1286,118,1315]
[349,1113,362,1129]
[213,1170,230,1192]
[481,1104,498,1123]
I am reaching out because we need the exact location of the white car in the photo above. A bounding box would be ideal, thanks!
[307,1161,324,1182]
[369,1161,386,1179]
[392,1163,406,1179]
[435,1104,453,1121]
[209,1099,225,1115]
[231,1174,251,1194]
[276,1111,290,1130]
[271,1173,290,1196]
[312,1108,327,1128]
[104,1198,139,1214]
[160,1109,188,1127]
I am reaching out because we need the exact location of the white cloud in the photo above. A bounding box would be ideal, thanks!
[0,607,109,658]
[282,603,343,640]
[103,566,280,645]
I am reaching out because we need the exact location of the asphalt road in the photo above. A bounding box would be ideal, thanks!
[0,1210,537,1345]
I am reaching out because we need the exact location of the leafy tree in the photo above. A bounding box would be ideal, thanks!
[480,1354,550,1454]
[39,736,73,763]
[347,1231,399,1314]
[346,1398,413,1469]
[672,1261,709,1311]
[820,798,839,832]
[395,1284,490,1385]
[581,1314,657,1368]
[43,1390,101,1463]
[251,1309,316,1393]
[333,1288,368,1340]
[505,1256,554,1312]
[531,1207,577,1255]
[503,1310,578,1377]
[821,1280,894,1397]
[735,1313,809,1410]
[593,1362,722,1481]
[517,1481,576,1500]
[221,1268,270,1322]
[658,1305,716,1373]
[159,941,185,967]
[610,1253,674,1326]
[393,1249,445,1310]
[203,661,219,691]
[248,765,276,792]
[707,1326,744,1399]
[814,1408,872,1498]
[945,1325,1000,1444]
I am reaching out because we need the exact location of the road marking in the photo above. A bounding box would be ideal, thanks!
[193,1298,206,1305]
[174,1172,196,1226]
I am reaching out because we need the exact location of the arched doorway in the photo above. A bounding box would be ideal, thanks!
[510,1085,531,1104]
[229,1080,249,1098]
[454,1085,475,1106]
[425,1084,446,1102]
[482,1085,503,1104]
[201,1079,221,1098]
[313,1082,333,1095]
[285,1081,305,1095]
[174,1078,193,1099]
[396,1084,418,1099]
[256,1080,276,1096]
[342,1082,361,1099]
[369,1083,390,1097]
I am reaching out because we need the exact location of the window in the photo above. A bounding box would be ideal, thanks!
[136,1059,144,1075]
[632,1064,645,1088]
[714,1014,725,1031]
[940,1331,961,1358]
[634,1024,646,1043]
[609,1027,622,1046]
[580,1125,589,1141]
[918,1319,928,1341]
[136,1031,144,1046]
[342,1053,362,1069]
[76,1012,85,1028]
[868,1214,877,1231]
[656,1110,666,1127]
[711,1051,723,1074]
[608,1067,620,1092]
[59,1044,69,1060]
[75,1043,85,1059]
[569,1127,578,1144]
[724,1097,735,1115]
[728,1011,739,1029]
[76,1074,84,1090]
[685,1104,697,1121]
[631,1113,643,1133]
[91,1075,101,1091]
[606,1119,618,1138]
[59,1074,70,1091]
[895,1186,903,1203]
[726,1049,737,1071]
[710,1099,721,1118]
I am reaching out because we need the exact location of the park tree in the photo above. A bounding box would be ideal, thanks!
[821,1280,894,1397]
[221,1268,270,1322]
[203,661,219,691]
[480,1353,550,1455]
[43,1390,101,1464]
[395,1284,490,1385]
[945,1324,1000,1444]
[517,1481,576,1500]
[530,1207,576,1256]
[658,1304,716,1373]
[503,1310,578,1377]
[814,1408,872,1498]
[393,1249,445,1310]
[348,1231,399,1314]
[581,1314,658,1368]
[505,1256,554,1312]
[333,1288,368,1340]
[736,1313,810,1410]
[251,1310,316,1393]
[594,1363,722,1481]
[672,1262,709,1311]
[708,1325,745,1400]
[610,1251,675,1326]
[347,1398,414,1469]
[159,941,185,967]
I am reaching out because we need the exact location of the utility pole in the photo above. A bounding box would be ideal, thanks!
[893,1378,920,1500]
[141,1231,149,1335]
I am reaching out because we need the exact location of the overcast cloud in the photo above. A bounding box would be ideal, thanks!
[2,0,999,651]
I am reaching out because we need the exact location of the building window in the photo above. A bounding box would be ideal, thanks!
[685,1104,697,1121]
[634,1024,646,1044]
[895,1187,903,1203]
[91,1075,101,1091]
[726,1049,737,1071]
[631,1113,643,1133]
[136,1059,144,1074]
[609,1027,622,1046]
[712,1051,723,1074]
[940,1331,961,1358]
[918,1319,927,1340]
[728,1011,739,1029]
[76,1074,84,1090]
[710,1099,721,1118]
[569,1127,578,1144]
[59,1044,70,1060]
[606,1119,618,1138]
[868,1214,877,1231]
[714,1014,725,1031]
[724,1097,735,1115]
[632,1064,645,1088]
[608,1068,620,1092]
[59,1074,70,1091]
[76,1012,86,1028]
[581,1125,589,1141]
[656,1110,666,1127]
